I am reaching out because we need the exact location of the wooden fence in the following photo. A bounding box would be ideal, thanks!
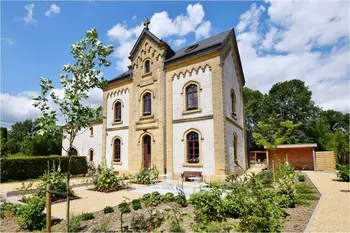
[315,151,336,171]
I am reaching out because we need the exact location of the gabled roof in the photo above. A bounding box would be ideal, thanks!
[165,28,233,64]
[129,28,175,60]
[108,27,246,85]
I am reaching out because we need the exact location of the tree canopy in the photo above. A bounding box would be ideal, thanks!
[244,79,349,158]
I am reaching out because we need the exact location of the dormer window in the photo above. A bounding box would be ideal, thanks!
[144,60,151,74]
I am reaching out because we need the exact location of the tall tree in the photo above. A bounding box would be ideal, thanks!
[243,87,267,149]
[267,79,317,123]
[33,28,113,231]
[6,119,35,154]
[0,127,8,156]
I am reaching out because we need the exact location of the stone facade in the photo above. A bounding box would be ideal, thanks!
[62,25,247,179]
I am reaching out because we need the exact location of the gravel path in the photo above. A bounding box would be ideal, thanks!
[306,171,350,233]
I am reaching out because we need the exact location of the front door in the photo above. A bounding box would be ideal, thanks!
[143,135,152,169]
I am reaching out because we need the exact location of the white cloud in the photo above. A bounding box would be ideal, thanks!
[0,88,103,126]
[45,4,60,17]
[173,38,186,47]
[107,3,212,72]
[1,38,15,45]
[236,1,350,112]
[23,3,36,24]
[195,21,211,39]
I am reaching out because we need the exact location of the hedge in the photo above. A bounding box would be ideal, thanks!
[0,156,88,182]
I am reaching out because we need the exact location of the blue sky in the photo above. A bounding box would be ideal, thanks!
[1,1,349,127]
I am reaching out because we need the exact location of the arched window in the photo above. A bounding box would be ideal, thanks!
[143,93,152,116]
[233,133,238,165]
[145,60,151,74]
[231,89,236,116]
[68,147,78,156]
[89,149,94,161]
[114,138,121,162]
[187,131,199,163]
[186,84,198,110]
[115,101,122,121]
[89,127,94,136]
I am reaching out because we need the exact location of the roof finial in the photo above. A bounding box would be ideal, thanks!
[143,18,150,30]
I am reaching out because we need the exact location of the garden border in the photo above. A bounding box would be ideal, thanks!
[303,172,322,233]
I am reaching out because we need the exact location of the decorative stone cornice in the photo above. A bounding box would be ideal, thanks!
[106,88,129,99]
[171,64,212,81]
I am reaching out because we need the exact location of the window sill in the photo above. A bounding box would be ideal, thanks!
[142,72,152,78]
[140,114,154,120]
[183,162,203,168]
[112,120,123,125]
[112,161,122,165]
[182,108,202,115]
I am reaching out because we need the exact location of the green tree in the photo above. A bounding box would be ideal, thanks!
[253,117,301,154]
[321,110,349,133]
[0,127,8,156]
[33,28,113,231]
[6,119,35,154]
[266,79,316,123]
[243,87,268,149]
[327,129,350,163]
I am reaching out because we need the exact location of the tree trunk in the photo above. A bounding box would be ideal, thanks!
[66,154,72,232]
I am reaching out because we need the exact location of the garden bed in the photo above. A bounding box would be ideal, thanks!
[0,169,321,233]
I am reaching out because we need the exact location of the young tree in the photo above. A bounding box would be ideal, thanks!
[253,117,301,155]
[33,28,113,231]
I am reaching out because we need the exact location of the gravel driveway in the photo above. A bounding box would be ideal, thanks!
[306,171,350,233]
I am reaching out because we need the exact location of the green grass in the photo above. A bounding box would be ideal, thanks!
[6,153,30,158]
[295,183,318,206]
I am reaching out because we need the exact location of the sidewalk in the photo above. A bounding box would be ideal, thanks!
[306,171,350,233]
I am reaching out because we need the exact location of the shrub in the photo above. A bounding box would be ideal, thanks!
[94,166,126,192]
[235,174,286,233]
[189,189,223,223]
[131,213,149,231]
[69,214,82,232]
[336,164,350,182]
[132,199,142,210]
[118,202,131,214]
[276,173,297,208]
[149,191,163,206]
[103,206,114,214]
[80,212,94,221]
[0,202,22,218]
[142,193,151,202]
[37,162,74,202]
[0,156,88,182]
[166,203,184,233]
[174,194,187,207]
[222,194,240,218]
[298,173,305,182]
[18,195,46,231]
[134,166,159,185]
[256,170,273,185]
[164,192,175,202]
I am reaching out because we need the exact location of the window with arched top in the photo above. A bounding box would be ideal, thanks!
[89,127,94,136]
[114,101,122,122]
[233,133,238,165]
[143,92,152,116]
[186,84,198,110]
[231,89,236,117]
[89,149,94,161]
[114,138,121,162]
[144,60,151,74]
[187,131,199,163]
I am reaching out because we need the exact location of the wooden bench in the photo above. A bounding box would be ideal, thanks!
[181,171,202,181]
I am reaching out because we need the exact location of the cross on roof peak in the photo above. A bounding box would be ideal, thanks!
[143,18,150,30]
